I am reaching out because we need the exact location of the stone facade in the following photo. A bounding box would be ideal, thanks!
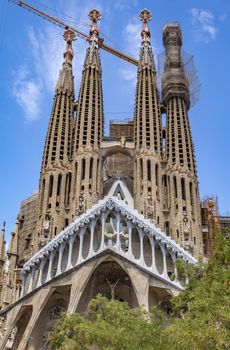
[0,8,206,350]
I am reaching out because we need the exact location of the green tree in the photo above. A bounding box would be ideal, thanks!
[50,295,168,350]
[165,230,230,350]
[50,231,230,350]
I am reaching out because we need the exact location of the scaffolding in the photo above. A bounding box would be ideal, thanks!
[158,50,201,107]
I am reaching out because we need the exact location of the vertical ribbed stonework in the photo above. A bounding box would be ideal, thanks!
[34,29,75,252]
[1,221,19,307]
[162,24,202,256]
[0,222,6,308]
[73,9,104,217]
[134,9,162,225]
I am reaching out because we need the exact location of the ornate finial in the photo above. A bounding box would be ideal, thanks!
[63,28,76,43]
[63,28,76,64]
[139,9,152,38]
[89,9,101,37]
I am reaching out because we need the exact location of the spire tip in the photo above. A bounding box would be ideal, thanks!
[139,9,152,23]
[139,9,152,38]
[88,9,101,38]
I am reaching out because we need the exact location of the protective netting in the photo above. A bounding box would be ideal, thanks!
[157,50,201,107]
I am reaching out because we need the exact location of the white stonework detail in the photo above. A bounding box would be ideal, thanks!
[21,196,196,297]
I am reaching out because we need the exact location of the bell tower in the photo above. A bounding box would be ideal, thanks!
[33,29,75,252]
[134,9,163,225]
[72,9,104,217]
[162,23,202,255]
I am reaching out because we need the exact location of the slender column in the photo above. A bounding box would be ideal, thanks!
[127,222,132,259]
[150,237,156,274]
[172,253,179,283]
[116,212,121,251]
[67,235,75,269]
[28,266,36,293]
[56,243,65,275]
[139,229,144,265]
[89,220,95,257]
[161,244,167,278]
[37,258,46,288]
[100,213,106,251]
[77,228,84,264]
[46,251,55,282]
[20,271,27,298]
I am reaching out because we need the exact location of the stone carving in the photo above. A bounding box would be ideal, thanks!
[120,136,126,148]
[5,327,17,350]
[38,232,49,249]
[0,317,6,340]
[43,217,50,231]
[41,327,53,348]
[21,197,197,298]
[23,197,196,274]
[145,195,155,220]
[3,257,10,274]
[106,278,119,299]
[48,305,65,320]
[76,195,86,216]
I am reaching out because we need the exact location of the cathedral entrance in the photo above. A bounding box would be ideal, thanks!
[76,260,138,316]
[28,286,70,350]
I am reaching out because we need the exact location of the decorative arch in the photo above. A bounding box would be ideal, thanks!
[28,286,71,350]
[75,258,139,316]
[2,305,33,350]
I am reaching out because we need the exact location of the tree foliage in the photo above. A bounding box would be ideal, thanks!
[50,231,230,350]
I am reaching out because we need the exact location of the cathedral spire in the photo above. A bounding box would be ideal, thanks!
[0,222,6,262]
[139,9,156,71]
[162,24,202,255]
[56,29,76,94]
[82,9,102,70]
[134,9,162,223]
[34,29,75,250]
[73,9,104,215]
[7,220,19,256]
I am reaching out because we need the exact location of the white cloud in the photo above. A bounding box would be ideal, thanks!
[120,17,158,85]
[191,8,218,42]
[12,0,104,120]
[113,0,138,11]
[118,67,137,87]
[12,66,42,122]
[124,19,142,57]
[28,26,64,93]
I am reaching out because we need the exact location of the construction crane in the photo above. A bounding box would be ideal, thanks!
[9,0,139,66]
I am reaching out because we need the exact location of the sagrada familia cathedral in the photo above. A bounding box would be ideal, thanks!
[0,7,219,350]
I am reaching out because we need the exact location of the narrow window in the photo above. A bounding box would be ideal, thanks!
[173,176,177,199]
[81,158,86,180]
[68,172,72,198]
[155,164,159,186]
[190,182,194,207]
[147,160,151,182]
[165,221,170,236]
[140,159,143,179]
[48,175,54,198]
[89,158,93,179]
[181,177,186,200]
[40,179,45,212]
[64,174,68,205]
[57,174,62,196]
[73,162,78,195]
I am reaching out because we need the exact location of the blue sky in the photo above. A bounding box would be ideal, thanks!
[0,0,230,241]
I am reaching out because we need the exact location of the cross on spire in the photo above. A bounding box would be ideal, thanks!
[139,8,152,38]
[63,28,76,65]
[89,9,101,38]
